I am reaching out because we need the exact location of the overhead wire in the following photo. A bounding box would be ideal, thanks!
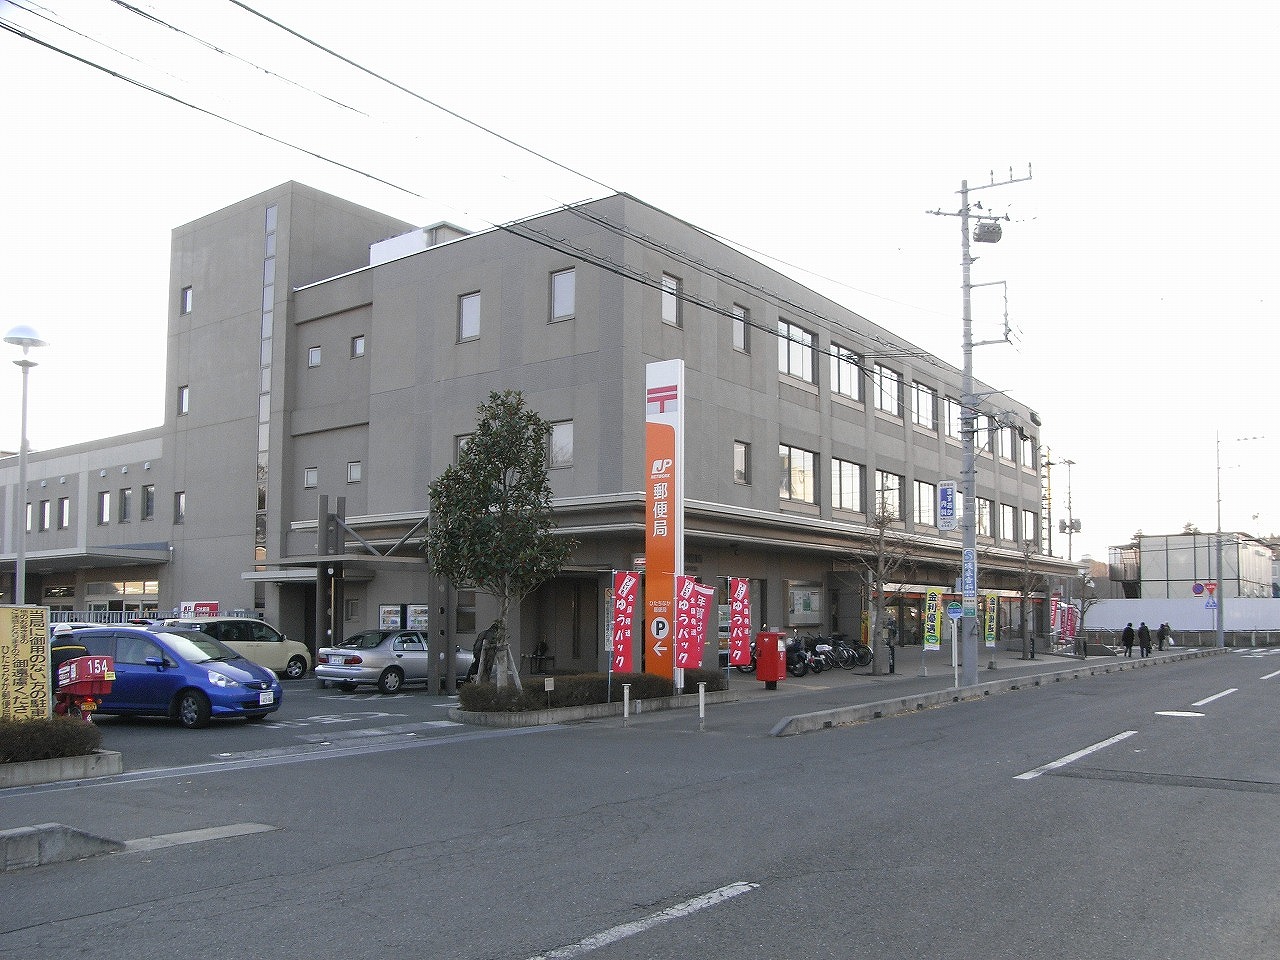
[5,1,1009,402]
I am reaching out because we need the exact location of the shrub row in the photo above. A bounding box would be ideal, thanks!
[459,668,727,713]
[0,716,103,764]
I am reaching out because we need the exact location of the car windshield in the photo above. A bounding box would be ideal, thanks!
[154,630,243,664]
[337,631,389,649]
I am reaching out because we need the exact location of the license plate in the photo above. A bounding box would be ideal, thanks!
[328,654,345,664]
[258,691,275,706]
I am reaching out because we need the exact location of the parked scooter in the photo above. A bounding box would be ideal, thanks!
[785,633,810,677]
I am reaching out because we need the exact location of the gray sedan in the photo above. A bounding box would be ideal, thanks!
[315,630,474,694]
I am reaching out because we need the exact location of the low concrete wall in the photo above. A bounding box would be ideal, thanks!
[452,688,737,728]
[0,749,123,789]
[769,647,1226,737]
[1,823,124,872]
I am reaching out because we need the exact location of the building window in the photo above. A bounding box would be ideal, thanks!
[304,467,318,488]
[97,491,111,525]
[38,500,50,532]
[831,346,862,401]
[308,346,322,368]
[874,470,903,520]
[661,273,682,327]
[141,485,154,521]
[549,421,573,468]
[976,497,992,537]
[832,458,864,512]
[454,434,472,463]
[912,383,937,430]
[779,444,817,504]
[873,364,902,416]
[914,480,936,526]
[975,415,992,453]
[58,497,70,529]
[119,487,132,523]
[1023,509,1038,544]
[997,426,1017,461]
[944,397,962,439]
[351,335,366,358]
[1022,435,1037,469]
[347,461,363,483]
[734,441,751,485]
[180,285,192,315]
[458,291,481,341]
[174,490,186,524]
[24,502,31,534]
[177,385,189,417]
[551,268,575,322]
[732,304,750,353]
[344,597,361,622]
[778,319,816,383]
[1001,503,1018,542]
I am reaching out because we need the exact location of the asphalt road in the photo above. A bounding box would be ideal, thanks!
[3,650,1279,960]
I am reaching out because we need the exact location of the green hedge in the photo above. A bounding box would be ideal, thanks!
[0,716,103,764]
[459,668,726,713]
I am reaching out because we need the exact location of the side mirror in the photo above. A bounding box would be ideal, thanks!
[145,656,167,670]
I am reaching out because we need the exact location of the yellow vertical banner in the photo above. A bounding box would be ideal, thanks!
[984,593,999,648]
[924,589,942,650]
[0,605,51,720]
[645,360,684,679]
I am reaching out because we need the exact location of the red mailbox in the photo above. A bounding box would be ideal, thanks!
[755,631,787,689]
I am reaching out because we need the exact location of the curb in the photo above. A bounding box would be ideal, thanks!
[451,688,738,727]
[769,647,1227,737]
[1,823,125,872]
[0,749,124,790]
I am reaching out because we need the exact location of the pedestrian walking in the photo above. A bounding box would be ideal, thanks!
[1163,622,1175,648]
[1156,622,1168,651]
[1122,622,1135,657]
[1138,621,1152,658]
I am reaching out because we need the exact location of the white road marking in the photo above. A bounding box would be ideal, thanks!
[1015,731,1137,781]
[1192,688,1237,707]
[1262,669,1280,680]
[1156,710,1205,717]
[122,822,277,853]
[525,881,759,959]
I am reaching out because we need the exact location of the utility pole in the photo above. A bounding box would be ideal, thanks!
[929,167,1031,687]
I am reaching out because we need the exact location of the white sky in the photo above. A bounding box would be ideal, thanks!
[2,0,1277,566]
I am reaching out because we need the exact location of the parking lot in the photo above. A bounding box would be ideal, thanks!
[88,678,472,773]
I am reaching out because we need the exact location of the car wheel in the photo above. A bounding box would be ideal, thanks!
[174,689,211,729]
[377,667,404,694]
[285,655,308,680]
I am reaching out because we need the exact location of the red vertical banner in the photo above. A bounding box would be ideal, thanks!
[1050,592,1062,635]
[728,577,753,666]
[674,576,714,669]
[611,571,639,673]
[1064,602,1078,641]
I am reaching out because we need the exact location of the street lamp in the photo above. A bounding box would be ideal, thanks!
[5,324,47,606]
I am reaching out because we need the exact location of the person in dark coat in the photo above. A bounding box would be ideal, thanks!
[1138,621,1152,658]
[1122,622,1135,657]
[1156,622,1168,651]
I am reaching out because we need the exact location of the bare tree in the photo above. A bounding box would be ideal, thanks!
[847,505,920,676]
[1014,541,1049,660]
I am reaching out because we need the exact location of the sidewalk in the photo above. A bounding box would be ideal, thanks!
[722,639,1225,735]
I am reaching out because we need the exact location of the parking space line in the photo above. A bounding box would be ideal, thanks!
[525,881,758,960]
[1261,669,1280,680]
[1015,731,1137,781]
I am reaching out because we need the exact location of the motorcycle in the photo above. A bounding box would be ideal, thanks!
[785,634,809,677]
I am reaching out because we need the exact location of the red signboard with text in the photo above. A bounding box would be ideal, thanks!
[728,577,753,666]
[611,571,639,672]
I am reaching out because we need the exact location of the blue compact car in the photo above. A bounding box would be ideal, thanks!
[77,626,283,728]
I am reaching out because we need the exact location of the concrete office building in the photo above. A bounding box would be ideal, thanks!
[2,182,1071,667]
